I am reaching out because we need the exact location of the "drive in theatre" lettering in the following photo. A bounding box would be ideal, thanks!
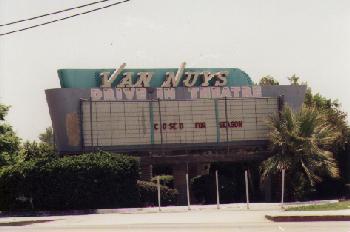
[91,62,262,100]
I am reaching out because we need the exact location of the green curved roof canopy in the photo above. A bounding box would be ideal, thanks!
[58,68,253,88]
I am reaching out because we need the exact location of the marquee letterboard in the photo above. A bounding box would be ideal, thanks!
[81,97,278,147]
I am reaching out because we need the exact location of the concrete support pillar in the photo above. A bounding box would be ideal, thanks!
[173,164,188,205]
[140,163,153,181]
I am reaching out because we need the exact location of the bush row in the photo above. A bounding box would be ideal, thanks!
[150,175,174,188]
[138,180,178,206]
[0,153,177,211]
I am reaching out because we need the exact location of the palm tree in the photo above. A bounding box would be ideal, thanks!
[260,106,340,200]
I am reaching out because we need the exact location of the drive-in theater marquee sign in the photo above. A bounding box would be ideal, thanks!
[46,63,306,153]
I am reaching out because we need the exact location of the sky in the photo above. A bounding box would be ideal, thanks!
[0,0,349,141]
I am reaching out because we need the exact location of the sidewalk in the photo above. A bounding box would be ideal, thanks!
[0,202,279,217]
[1,201,348,223]
[0,202,309,217]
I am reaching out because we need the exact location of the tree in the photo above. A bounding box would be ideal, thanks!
[0,104,9,121]
[20,127,56,161]
[304,88,349,151]
[287,74,300,85]
[20,141,55,161]
[259,75,279,86]
[304,88,350,197]
[260,106,340,200]
[0,104,21,166]
[39,127,54,147]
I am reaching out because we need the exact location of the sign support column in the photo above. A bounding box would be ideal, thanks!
[245,170,249,209]
[216,170,220,209]
[186,173,191,210]
[281,169,285,209]
[157,175,161,211]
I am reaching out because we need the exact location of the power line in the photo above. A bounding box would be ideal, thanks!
[0,0,130,37]
[0,0,116,27]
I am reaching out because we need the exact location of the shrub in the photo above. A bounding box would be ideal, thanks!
[191,173,238,204]
[0,152,139,211]
[150,175,174,188]
[191,174,216,204]
[137,180,178,206]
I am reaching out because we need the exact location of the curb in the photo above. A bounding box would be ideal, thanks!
[0,208,142,217]
[0,209,99,217]
[265,215,350,222]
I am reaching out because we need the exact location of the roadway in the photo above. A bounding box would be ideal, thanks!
[0,204,349,232]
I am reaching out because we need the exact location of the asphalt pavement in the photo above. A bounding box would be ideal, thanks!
[0,203,349,232]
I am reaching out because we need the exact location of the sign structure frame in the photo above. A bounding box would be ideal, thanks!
[46,65,307,154]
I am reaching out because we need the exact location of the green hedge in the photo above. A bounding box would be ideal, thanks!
[0,152,139,210]
[137,180,178,206]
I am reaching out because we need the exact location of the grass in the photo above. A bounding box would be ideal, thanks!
[286,201,350,211]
